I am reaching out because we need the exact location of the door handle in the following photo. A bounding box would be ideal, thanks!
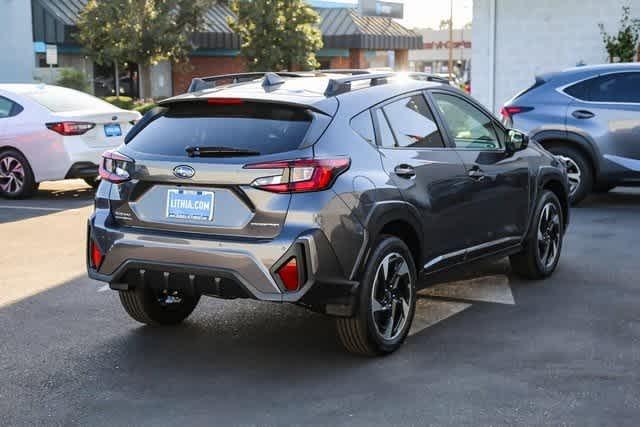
[572,110,595,119]
[394,164,416,178]
[468,168,486,180]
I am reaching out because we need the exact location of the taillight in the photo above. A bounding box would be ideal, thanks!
[99,150,134,183]
[244,158,350,193]
[277,257,300,291]
[500,106,533,120]
[46,121,95,136]
[89,239,104,270]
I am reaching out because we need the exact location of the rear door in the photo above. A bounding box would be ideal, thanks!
[564,71,640,173]
[110,100,322,239]
[373,92,470,269]
[429,90,530,252]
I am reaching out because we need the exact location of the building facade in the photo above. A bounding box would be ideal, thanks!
[409,28,471,79]
[0,0,35,83]
[6,0,420,98]
[472,0,640,113]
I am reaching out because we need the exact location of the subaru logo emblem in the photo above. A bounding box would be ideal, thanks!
[112,116,118,121]
[173,165,195,179]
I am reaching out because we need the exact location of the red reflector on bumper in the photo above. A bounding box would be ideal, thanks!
[90,240,104,270]
[277,257,299,291]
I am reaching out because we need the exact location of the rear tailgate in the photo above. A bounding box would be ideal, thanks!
[54,109,140,148]
[109,100,328,239]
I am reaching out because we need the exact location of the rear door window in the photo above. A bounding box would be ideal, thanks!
[381,94,445,148]
[0,96,14,118]
[564,72,640,103]
[126,101,312,156]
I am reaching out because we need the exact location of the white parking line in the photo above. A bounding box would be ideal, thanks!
[97,285,110,292]
[0,205,64,212]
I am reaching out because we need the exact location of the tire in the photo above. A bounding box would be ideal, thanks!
[83,176,101,189]
[118,286,200,326]
[336,236,417,356]
[510,190,564,280]
[547,145,592,205]
[0,149,38,199]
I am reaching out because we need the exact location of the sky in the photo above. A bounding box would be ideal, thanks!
[323,0,474,29]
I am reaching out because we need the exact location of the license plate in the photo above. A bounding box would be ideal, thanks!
[166,189,214,221]
[104,123,122,137]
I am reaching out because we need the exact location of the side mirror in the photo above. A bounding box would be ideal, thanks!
[506,129,529,153]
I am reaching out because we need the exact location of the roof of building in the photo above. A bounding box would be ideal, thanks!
[318,8,421,50]
[32,0,421,51]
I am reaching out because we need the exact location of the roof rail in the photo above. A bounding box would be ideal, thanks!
[187,72,310,93]
[324,72,394,96]
[405,72,452,85]
[317,69,372,76]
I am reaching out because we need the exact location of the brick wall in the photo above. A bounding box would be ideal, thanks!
[394,50,409,70]
[172,56,246,95]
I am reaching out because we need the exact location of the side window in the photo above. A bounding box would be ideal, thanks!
[374,109,397,148]
[382,94,445,148]
[350,110,375,144]
[0,96,15,118]
[431,93,502,150]
[565,73,640,103]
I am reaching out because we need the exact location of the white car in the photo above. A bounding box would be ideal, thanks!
[0,84,141,198]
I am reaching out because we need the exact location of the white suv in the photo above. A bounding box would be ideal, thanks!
[0,84,141,198]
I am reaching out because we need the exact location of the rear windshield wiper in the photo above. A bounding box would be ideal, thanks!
[185,146,261,157]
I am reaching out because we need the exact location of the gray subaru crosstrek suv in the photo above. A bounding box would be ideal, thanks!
[88,71,569,355]
[502,63,640,205]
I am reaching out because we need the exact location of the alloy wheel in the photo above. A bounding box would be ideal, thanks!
[370,252,413,341]
[557,155,581,196]
[0,156,25,195]
[537,202,561,269]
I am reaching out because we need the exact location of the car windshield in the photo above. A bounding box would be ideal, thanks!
[21,86,117,112]
[126,101,312,156]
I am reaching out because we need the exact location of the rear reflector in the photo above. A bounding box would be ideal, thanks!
[277,257,299,291]
[244,158,350,193]
[46,121,95,136]
[90,240,104,270]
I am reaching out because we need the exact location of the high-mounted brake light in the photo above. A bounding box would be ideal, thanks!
[244,158,350,193]
[99,150,134,183]
[46,121,95,136]
[277,257,300,291]
[207,98,244,105]
[500,106,533,120]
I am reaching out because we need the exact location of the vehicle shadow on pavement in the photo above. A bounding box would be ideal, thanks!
[0,180,94,224]
[578,187,640,208]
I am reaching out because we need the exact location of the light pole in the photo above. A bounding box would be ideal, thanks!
[448,0,454,82]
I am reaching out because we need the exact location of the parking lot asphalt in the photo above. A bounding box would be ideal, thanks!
[1,180,639,426]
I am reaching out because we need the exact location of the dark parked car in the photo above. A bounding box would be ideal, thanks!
[502,63,640,204]
[87,71,569,355]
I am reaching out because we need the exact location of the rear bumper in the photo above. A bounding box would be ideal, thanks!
[65,162,99,179]
[87,215,359,316]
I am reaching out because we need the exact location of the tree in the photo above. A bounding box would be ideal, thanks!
[229,0,323,71]
[598,5,640,63]
[439,19,452,31]
[57,68,90,93]
[77,0,215,98]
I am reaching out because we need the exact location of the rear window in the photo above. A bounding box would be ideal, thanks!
[21,86,116,112]
[126,101,312,156]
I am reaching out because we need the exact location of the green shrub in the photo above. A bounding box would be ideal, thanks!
[103,96,134,110]
[56,68,90,92]
[134,102,156,115]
